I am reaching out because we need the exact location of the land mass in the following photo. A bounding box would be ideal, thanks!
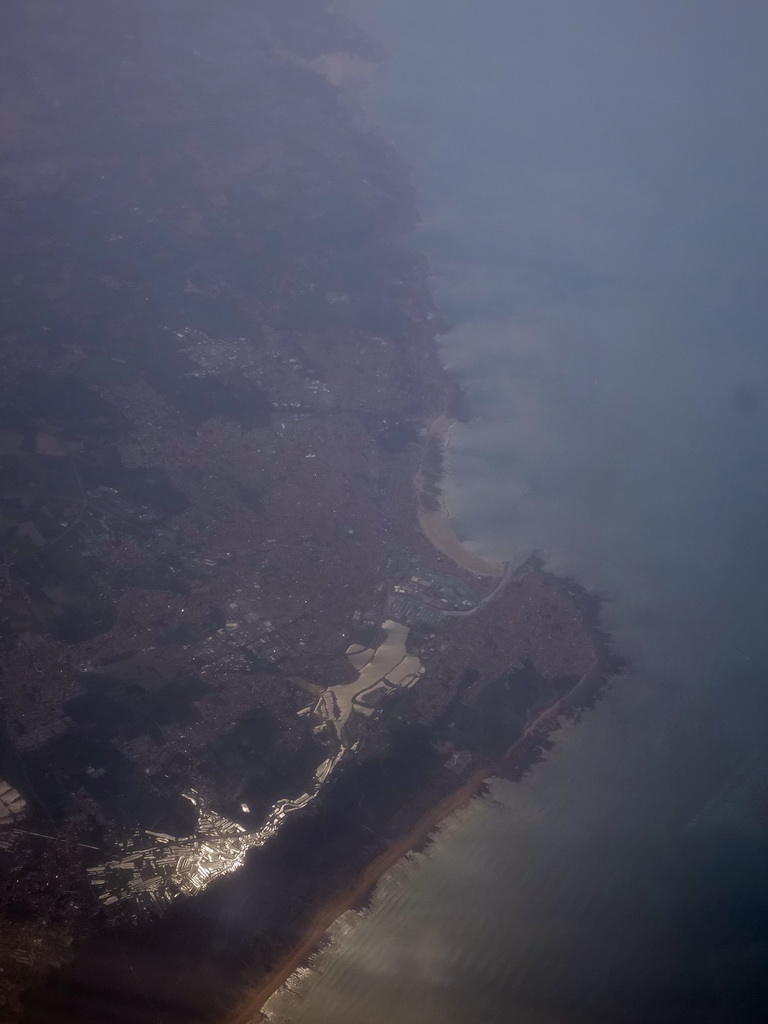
[0,2,621,1021]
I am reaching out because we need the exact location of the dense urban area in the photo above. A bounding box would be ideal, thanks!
[0,2,619,1021]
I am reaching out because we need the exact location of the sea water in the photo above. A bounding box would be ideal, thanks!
[265,2,768,1021]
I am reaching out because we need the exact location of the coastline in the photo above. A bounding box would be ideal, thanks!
[228,762,494,1024]
[226,318,621,1024]
[2,3,624,1017]
[413,416,506,578]
[226,414,507,1024]
[228,650,615,1024]
[222,447,623,1022]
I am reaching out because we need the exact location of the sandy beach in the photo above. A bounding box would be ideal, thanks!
[222,410,618,1024]
[226,649,608,1024]
[227,763,495,1024]
[414,416,506,578]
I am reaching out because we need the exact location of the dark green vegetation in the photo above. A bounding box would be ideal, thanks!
[447,662,578,759]
[417,435,444,511]
[199,708,325,824]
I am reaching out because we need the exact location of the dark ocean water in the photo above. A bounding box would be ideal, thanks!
[264,2,768,1022]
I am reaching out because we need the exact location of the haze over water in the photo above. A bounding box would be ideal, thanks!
[267,3,768,1021]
